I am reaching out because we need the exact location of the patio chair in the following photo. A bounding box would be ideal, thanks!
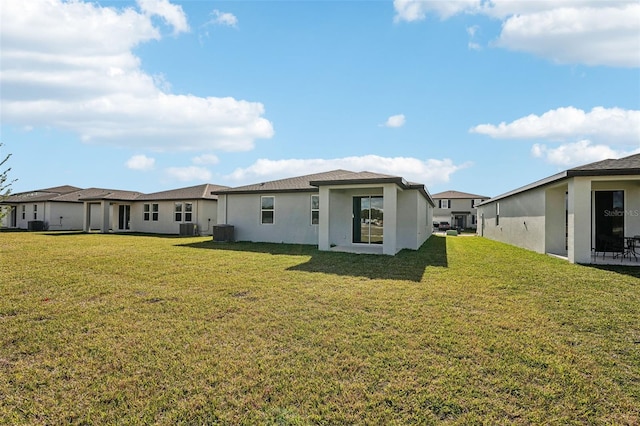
[597,234,624,259]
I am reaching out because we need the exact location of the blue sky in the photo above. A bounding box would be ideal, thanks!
[2,0,639,197]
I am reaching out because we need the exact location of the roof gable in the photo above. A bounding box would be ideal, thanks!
[431,190,489,200]
[137,184,230,201]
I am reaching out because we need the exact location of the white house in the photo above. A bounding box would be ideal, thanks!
[1,184,228,236]
[130,184,228,235]
[1,185,87,231]
[215,170,435,255]
[432,190,489,230]
[476,154,640,264]
[80,184,227,234]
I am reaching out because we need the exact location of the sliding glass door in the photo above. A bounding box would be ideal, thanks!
[594,190,624,251]
[118,205,131,230]
[353,196,383,244]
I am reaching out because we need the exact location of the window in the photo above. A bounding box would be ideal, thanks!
[439,200,450,209]
[472,214,476,225]
[21,205,25,220]
[184,203,193,222]
[496,202,500,226]
[143,204,159,221]
[261,196,274,224]
[174,202,182,222]
[311,195,319,225]
[472,199,476,208]
[33,204,38,220]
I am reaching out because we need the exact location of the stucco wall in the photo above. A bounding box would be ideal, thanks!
[478,187,546,254]
[129,200,217,235]
[327,189,352,247]
[544,185,567,256]
[8,202,47,229]
[222,192,320,244]
[45,203,85,230]
[397,190,431,250]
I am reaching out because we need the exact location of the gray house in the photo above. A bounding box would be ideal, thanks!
[477,153,640,264]
[432,190,489,230]
[215,170,435,255]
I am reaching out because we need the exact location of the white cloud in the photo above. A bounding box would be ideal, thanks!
[531,140,640,167]
[165,166,212,182]
[383,114,406,128]
[209,10,238,28]
[225,155,471,187]
[136,0,189,34]
[393,0,480,22]
[0,0,273,152]
[192,154,220,165]
[467,25,482,50]
[126,154,156,171]
[496,4,640,67]
[393,0,640,67]
[471,106,640,145]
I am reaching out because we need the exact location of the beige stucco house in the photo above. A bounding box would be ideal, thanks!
[1,184,228,235]
[80,184,228,234]
[1,185,89,231]
[432,190,489,230]
[215,170,435,255]
[476,154,640,264]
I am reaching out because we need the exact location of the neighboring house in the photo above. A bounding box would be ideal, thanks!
[476,154,640,264]
[0,185,85,230]
[1,183,228,236]
[432,190,489,230]
[129,184,228,235]
[215,169,435,255]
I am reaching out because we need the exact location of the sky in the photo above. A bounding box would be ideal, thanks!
[1,0,639,198]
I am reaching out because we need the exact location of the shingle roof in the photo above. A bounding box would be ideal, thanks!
[214,169,435,206]
[310,171,410,187]
[39,185,83,194]
[136,184,230,201]
[75,188,144,202]
[431,190,489,199]
[214,170,359,194]
[477,153,640,206]
[2,185,83,203]
[568,153,640,175]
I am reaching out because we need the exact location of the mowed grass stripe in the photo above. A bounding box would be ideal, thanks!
[0,232,638,424]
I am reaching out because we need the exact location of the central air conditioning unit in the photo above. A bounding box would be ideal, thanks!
[212,224,234,242]
[179,223,198,236]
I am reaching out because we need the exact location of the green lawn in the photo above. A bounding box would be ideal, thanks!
[0,232,638,425]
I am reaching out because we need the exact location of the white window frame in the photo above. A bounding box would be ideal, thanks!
[152,203,159,221]
[311,194,319,225]
[439,199,450,209]
[261,196,275,225]
[174,202,183,222]
[143,204,150,221]
[21,205,25,220]
[33,204,38,220]
[496,202,500,226]
[184,202,193,222]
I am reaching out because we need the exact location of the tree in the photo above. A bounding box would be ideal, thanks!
[0,143,17,221]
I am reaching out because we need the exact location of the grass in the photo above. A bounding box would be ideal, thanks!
[0,232,638,425]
